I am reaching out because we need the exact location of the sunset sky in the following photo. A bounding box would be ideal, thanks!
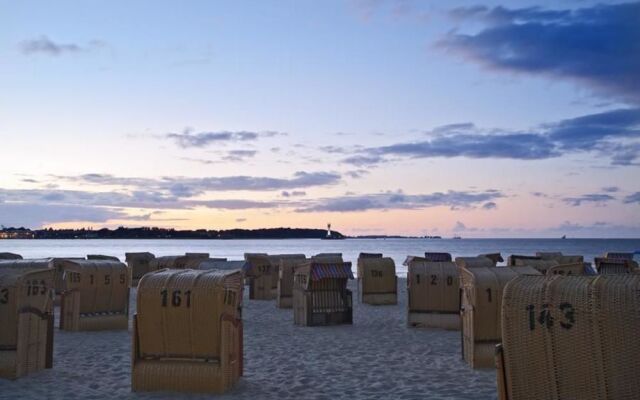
[1,0,639,237]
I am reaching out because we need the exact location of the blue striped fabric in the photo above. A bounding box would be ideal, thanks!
[310,262,354,281]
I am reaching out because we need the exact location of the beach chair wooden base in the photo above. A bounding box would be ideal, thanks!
[276,295,292,308]
[0,313,54,380]
[463,335,498,369]
[407,311,460,330]
[60,290,128,331]
[360,292,397,305]
[131,316,241,394]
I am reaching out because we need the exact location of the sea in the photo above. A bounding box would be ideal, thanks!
[2,238,639,275]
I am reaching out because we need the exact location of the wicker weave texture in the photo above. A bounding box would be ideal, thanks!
[0,264,54,379]
[58,259,129,331]
[407,260,459,329]
[125,252,156,286]
[456,257,496,269]
[277,258,308,308]
[357,257,397,304]
[132,268,243,393]
[501,275,640,400]
[459,266,540,368]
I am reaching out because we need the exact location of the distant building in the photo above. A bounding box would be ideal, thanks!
[0,228,35,239]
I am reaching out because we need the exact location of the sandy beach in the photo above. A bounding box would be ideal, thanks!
[0,278,496,400]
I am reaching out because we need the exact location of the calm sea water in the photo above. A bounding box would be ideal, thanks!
[2,238,639,275]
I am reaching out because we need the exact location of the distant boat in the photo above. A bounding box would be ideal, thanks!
[561,235,567,239]
[453,235,462,240]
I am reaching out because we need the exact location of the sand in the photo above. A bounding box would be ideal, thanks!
[0,278,497,399]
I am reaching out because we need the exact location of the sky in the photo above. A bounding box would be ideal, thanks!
[0,0,639,237]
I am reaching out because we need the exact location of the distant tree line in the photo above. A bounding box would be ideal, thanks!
[0,226,345,240]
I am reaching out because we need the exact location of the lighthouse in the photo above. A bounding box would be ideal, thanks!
[326,223,332,238]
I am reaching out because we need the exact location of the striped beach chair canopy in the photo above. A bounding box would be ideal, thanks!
[309,262,354,281]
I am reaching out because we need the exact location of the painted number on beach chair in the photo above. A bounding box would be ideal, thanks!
[68,272,81,283]
[0,288,8,304]
[526,303,575,331]
[430,275,438,285]
[446,276,454,286]
[104,275,111,285]
[486,288,492,302]
[26,280,47,296]
[119,274,126,284]
[371,270,383,278]
[160,289,192,308]
[258,265,270,273]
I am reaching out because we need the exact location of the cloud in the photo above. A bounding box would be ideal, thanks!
[0,203,130,228]
[166,128,260,148]
[223,150,257,162]
[482,201,497,210]
[195,199,279,210]
[344,170,370,179]
[165,128,285,149]
[374,132,557,160]
[56,171,341,193]
[0,169,345,227]
[236,218,247,223]
[562,193,615,206]
[602,186,619,193]
[342,154,387,167]
[439,2,640,104]
[547,108,640,151]
[20,36,105,56]
[296,189,503,212]
[281,190,306,198]
[623,192,640,204]
[342,108,640,166]
[453,221,466,231]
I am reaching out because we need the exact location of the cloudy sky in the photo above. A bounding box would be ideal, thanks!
[1,0,639,237]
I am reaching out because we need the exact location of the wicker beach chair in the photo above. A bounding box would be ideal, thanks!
[406,256,459,330]
[595,257,638,274]
[132,269,243,393]
[458,265,540,368]
[293,261,353,326]
[0,253,22,260]
[357,255,397,305]
[0,260,54,379]
[125,252,156,287]
[276,258,308,308]
[497,274,640,399]
[87,254,120,261]
[58,259,129,331]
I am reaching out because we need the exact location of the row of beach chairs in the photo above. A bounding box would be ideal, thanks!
[1,250,639,398]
